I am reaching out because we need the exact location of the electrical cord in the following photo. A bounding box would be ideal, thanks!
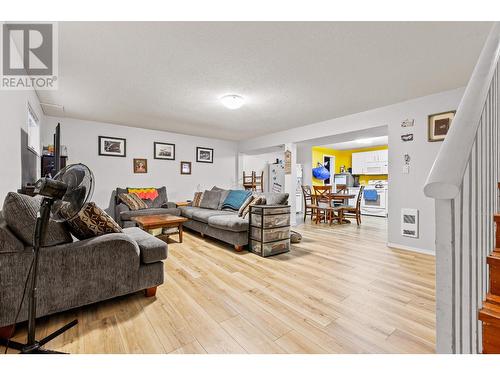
[3,257,34,354]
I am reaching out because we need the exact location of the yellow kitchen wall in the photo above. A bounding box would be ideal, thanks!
[311,145,388,185]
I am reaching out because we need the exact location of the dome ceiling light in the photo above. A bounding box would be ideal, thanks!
[220,94,245,110]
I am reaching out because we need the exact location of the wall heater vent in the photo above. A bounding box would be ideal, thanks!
[401,208,419,238]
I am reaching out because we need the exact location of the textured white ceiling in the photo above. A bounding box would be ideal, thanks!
[37,22,492,140]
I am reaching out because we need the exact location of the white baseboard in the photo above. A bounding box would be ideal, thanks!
[386,242,435,256]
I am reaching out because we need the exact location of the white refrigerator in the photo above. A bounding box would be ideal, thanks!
[268,163,285,193]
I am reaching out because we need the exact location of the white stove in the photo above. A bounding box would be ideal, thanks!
[360,180,388,217]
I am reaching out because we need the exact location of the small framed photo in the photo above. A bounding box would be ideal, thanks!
[428,111,456,142]
[196,147,214,163]
[154,142,175,160]
[133,158,148,173]
[99,136,126,157]
[180,161,192,175]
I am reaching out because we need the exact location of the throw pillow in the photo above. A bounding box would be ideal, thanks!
[119,193,147,210]
[221,190,252,211]
[240,195,266,219]
[2,192,73,246]
[192,192,204,207]
[66,202,123,240]
[127,187,159,201]
[200,190,221,210]
[212,186,230,210]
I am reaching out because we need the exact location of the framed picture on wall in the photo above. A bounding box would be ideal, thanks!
[154,142,175,160]
[180,161,192,175]
[133,158,148,173]
[98,136,127,157]
[196,147,214,163]
[428,111,456,142]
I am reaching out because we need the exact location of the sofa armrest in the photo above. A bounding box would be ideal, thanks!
[0,233,141,326]
[115,202,130,225]
[161,201,177,209]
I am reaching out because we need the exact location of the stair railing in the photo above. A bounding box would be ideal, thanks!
[424,22,500,353]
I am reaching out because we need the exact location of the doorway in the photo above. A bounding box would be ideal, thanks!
[322,155,335,185]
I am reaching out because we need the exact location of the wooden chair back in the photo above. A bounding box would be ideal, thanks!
[355,186,365,210]
[255,171,264,192]
[313,185,333,207]
[301,185,313,205]
[335,184,348,193]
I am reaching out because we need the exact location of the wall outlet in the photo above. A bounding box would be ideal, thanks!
[403,165,410,174]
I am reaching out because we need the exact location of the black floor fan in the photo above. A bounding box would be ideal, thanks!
[1,163,94,354]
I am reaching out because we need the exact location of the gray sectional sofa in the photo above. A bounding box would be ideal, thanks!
[179,190,289,250]
[113,186,180,228]
[0,195,167,329]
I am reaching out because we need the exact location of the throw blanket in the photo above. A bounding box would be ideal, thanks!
[221,190,252,211]
[364,189,379,201]
[128,187,159,201]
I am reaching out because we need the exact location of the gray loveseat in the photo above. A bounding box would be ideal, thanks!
[113,186,180,228]
[179,189,289,251]
[0,195,167,330]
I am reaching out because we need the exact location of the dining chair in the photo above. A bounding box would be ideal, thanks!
[333,184,348,206]
[255,171,264,192]
[301,185,318,222]
[243,171,257,191]
[313,185,343,225]
[339,186,365,226]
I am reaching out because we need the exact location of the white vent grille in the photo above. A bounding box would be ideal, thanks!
[401,209,418,238]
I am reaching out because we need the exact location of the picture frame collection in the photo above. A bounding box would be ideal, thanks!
[98,136,213,174]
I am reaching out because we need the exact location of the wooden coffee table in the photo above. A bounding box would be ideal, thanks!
[132,214,189,243]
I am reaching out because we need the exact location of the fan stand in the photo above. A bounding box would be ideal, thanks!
[1,198,78,354]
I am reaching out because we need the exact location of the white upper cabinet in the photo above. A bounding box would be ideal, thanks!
[351,149,388,175]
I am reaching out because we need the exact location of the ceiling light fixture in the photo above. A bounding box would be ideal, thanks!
[220,94,245,110]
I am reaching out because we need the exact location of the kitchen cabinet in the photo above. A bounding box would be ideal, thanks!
[351,149,388,175]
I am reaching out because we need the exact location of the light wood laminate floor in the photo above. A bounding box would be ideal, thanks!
[3,216,436,354]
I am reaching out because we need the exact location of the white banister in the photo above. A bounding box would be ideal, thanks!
[424,23,500,199]
[424,22,500,354]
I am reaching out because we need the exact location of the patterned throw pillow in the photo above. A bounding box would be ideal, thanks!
[239,195,266,218]
[127,187,159,201]
[66,202,123,240]
[192,192,204,207]
[118,193,147,210]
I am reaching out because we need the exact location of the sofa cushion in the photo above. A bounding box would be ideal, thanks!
[211,186,230,210]
[122,227,167,264]
[221,190,252,211]
[2,192,73,246]
[179,206,202,219]
[66,202,123,240]
[120,207,181,221]
[199,190,221,210]
[208,214,249,232]
[262,192,289,205]
[192,208,233,224]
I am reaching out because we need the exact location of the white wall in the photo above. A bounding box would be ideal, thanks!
[0,39,44,205]
[239,88,466,254]
[43,116,238,211]
[240,148,284,192]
